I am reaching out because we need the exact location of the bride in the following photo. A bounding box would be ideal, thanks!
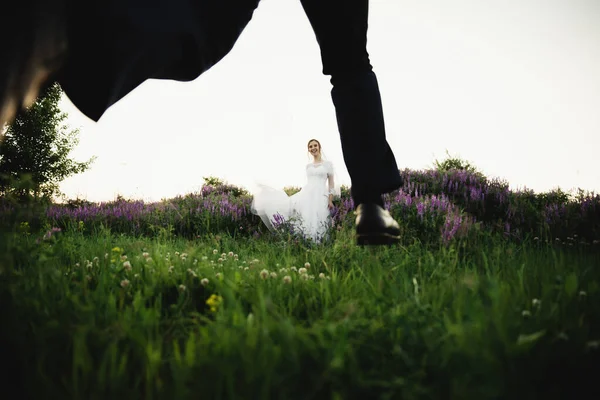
[251,139,341,242]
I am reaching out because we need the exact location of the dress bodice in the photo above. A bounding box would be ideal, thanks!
[305,162,331,186]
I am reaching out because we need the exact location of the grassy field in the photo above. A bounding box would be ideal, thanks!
[1,168,599,399]
[1,227,599,399]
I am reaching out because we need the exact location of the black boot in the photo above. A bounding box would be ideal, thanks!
[354,203,401,246]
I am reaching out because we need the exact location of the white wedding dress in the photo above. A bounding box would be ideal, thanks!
[251,160,340,242]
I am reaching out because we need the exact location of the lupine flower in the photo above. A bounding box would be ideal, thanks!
[37,170,599,246]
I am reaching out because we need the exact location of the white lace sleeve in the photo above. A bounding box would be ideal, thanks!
[326,161,341,198]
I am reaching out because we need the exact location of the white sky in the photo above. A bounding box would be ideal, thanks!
[58,0,600,202]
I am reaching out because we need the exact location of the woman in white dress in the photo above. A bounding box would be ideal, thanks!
[251,139,341,242]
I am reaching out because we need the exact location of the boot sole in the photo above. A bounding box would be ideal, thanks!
[356,232,400,246]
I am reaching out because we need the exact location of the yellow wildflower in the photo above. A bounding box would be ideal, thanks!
[206,294,223,313]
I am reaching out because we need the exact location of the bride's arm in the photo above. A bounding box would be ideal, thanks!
[327,162,336,206]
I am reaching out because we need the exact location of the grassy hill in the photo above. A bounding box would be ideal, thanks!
[0,164,599,399]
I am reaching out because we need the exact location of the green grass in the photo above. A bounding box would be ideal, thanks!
[1,226,599,400]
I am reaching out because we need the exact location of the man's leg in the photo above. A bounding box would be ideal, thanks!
[299,0,403,208]
[1,0,262,126]
[300,0,403,245]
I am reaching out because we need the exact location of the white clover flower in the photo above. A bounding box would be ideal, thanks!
[522,310,531,318]
[123,261,132,271]
[120,255,128,262]
[319,273,326,279]
[586,340,599,350]
[532,298,541,308]
[304,262,311,269]
[168,266,175,273]
[213,249,218,254]
[260,269,269,279]
[298,267,307,275]
[120,279,130,288]
[282,275,292,284]
[290,266,297,272]
[201,278,209,286]
[228,251,234,257]
[270,272,277,279]
[179,284,186,292]
[215,272,223,279]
